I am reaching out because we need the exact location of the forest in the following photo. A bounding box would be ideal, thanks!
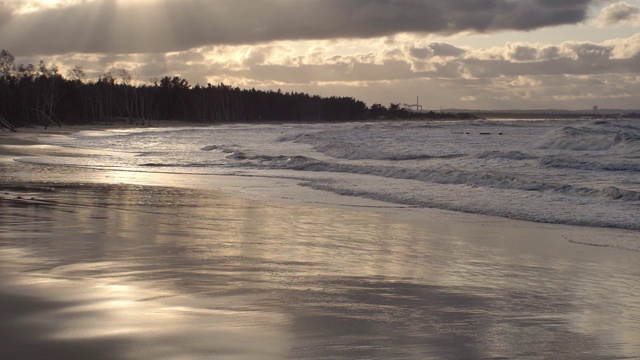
[0,49,468,131]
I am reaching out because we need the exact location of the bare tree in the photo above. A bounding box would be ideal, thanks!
[67,65,89,121]
[34,61,63,128]
[0,49,15,78]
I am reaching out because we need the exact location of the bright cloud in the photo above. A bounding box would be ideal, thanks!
[20,32,637,109]
[597,2,640,27]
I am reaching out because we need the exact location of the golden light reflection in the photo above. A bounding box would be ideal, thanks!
[1,246,290,356]
[2,183,640,358]
[93,170,187,188]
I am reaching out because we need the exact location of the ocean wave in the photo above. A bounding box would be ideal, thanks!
[201,145,236,153]
[278,131,464,161]
[139,161,226,168]
[135,151,170,157]
[476,151,537,161]
[228,153,327,170]
[539,156,640,172]
[228,154,640,202]
[140,163,213,168]
[276,133,315,143]
[538,122,640,152]
[140,163,179,167]
[303,182,640,231]
[601,186,640,201]
[378,154,466,161]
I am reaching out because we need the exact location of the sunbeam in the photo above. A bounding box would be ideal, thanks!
[15,0,89,14]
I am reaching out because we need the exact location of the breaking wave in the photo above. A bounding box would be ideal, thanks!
[538,121,640,153]
[476,151,537,161]
[228,153,640,202]
[539,156,640,172]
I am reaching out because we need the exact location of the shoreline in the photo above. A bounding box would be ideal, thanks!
[2,125,639,258]
[2,125,640,359]
[3,123,640,235]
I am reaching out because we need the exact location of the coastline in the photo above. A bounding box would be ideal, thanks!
[1,125,640,359]
[2,123,639,252]
[2,123,640,251]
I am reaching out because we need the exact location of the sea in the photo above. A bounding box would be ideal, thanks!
[28,118,640,232]
[3,117,640,359]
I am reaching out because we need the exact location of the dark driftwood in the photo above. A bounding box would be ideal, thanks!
[0,115,17,132]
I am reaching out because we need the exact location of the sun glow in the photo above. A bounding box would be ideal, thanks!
[16,0,94,14]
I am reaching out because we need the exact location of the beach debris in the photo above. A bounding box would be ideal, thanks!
[0,115,18,132]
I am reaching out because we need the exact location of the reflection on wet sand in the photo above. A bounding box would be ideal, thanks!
[1,184,639,359]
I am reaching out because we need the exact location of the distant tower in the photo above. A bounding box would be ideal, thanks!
[402,96,423,112]
[593,106,599,117]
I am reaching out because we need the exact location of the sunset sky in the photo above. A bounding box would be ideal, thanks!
[2,0,640,110]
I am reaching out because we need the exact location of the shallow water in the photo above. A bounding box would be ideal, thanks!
[1,183,639,359]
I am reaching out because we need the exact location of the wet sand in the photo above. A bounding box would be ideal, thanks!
[1,130,640,359]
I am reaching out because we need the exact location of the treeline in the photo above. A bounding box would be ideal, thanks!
[0,49,368,130]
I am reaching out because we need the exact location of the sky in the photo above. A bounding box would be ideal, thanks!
[1,0,640,110]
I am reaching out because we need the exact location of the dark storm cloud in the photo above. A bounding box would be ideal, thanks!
[1,0,598,56]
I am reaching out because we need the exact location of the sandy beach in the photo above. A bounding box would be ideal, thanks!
[1,126,640,360]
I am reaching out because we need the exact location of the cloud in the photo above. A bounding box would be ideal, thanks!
[1,0,599,56]
[505,44,540,62]
[597,2,640,27]
[605,33,640,58]
[407,42,467,60]
[210,35,640,107]
[20,33,638,86]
